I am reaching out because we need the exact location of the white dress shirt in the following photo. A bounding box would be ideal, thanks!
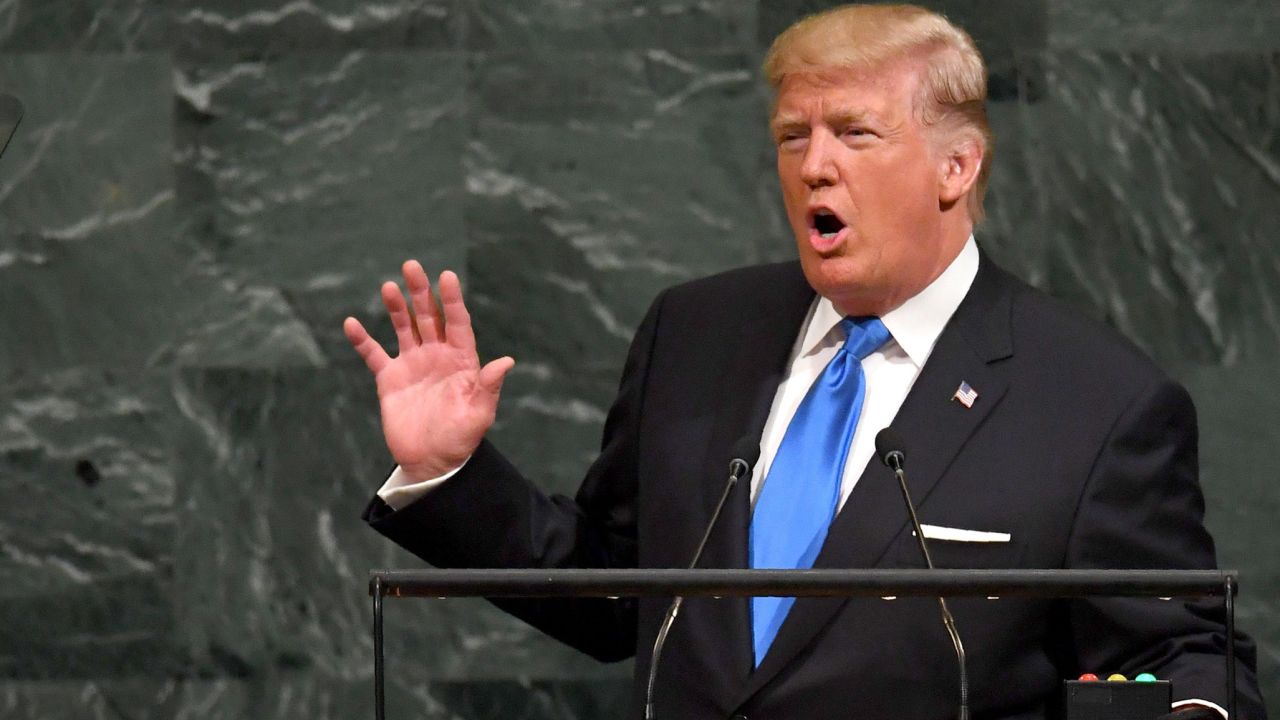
[751,237,978,509]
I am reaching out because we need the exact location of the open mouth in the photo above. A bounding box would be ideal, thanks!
[812,210,846,239]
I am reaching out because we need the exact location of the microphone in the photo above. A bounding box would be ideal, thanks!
[645,436,760,720]
[875,429,970,720]
[0,94,23,161]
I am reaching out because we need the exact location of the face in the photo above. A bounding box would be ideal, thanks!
[772,61,967,316]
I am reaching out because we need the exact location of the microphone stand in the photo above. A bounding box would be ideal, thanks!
[886,449,970,720]
[645,455,751,720]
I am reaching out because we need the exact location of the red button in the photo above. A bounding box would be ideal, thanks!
[1078,674,1100,682]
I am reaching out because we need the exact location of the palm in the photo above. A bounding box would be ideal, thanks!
[345,263,514,480]
[375,342,488,471]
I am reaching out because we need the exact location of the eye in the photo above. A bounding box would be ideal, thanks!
[776,132,808,151]
[841,126,873,139]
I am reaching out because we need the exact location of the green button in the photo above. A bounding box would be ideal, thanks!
[1135,673,1157,682]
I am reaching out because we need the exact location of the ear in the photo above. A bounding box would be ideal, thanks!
[937,134,984,206]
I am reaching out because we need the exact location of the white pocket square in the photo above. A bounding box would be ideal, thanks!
[916,524,1011,543]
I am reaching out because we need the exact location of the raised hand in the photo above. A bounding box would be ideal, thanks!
[344,261,514,481]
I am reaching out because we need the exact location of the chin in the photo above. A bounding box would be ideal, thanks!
[799,251,859,285]
[802,254,901,316]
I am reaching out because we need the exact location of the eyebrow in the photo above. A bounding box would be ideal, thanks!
[770,109,878,135]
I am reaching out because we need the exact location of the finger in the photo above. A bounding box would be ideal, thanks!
[437,270,477,351]
[343,317,390,374]
[380,281,418,354]
[406,308,423,345]
[478,356,515,397]
[403,259,444,344]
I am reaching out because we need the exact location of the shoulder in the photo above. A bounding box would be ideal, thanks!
[985,260,1177,393]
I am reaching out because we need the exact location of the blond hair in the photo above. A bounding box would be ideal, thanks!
[764,4,994,223]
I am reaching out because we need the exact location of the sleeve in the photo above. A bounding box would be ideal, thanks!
[361,288,669,663]
[375,462,469,510]
[1063,377,1266,719]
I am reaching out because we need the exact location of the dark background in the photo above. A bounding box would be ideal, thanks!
[0,0,1275,717]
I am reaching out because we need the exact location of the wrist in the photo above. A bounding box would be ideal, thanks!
[400,458,468,483]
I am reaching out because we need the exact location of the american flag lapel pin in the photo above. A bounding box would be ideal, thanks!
[952,381,978,408]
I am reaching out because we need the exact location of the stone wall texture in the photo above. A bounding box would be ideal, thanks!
[0,1,1275,717]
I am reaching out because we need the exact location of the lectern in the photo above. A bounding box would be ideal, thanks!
[368,568,1238,720]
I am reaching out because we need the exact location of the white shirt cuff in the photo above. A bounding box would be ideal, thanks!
[376,459,469,511]
[1172,698,1228,719]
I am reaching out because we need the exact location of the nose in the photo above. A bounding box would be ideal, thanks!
[798,130,838,188]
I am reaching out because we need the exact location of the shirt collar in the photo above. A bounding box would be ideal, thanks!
[799,235,980,368]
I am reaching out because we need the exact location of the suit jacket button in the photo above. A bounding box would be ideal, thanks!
[730,715,748,720]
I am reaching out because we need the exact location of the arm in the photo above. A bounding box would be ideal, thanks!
[352,261,667,661]
[1064,378,1265,718]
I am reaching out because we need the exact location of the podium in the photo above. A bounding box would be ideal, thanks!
[367,568,1239,719]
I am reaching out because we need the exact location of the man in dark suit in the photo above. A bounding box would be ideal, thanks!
[345,4,1264,718]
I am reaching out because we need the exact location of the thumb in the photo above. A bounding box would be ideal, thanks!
[478,356,515,396]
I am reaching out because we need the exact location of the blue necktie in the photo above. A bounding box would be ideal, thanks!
[749,316,891,666]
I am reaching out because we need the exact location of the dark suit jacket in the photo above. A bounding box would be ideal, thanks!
[365,254,1265,720]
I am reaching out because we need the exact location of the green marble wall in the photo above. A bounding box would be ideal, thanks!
[0,1,1274,717]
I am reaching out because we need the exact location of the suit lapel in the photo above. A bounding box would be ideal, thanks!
[739,253,1017,702]
[684,262,815,703]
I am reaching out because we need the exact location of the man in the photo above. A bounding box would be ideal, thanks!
[347,5,1265,719]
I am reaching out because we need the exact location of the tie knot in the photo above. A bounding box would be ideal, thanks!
[839,316,890,361]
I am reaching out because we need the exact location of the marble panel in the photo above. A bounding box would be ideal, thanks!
[1178,362,1280,706]
[1,1,1277,716]
[431,679,632,720]
[0,0,171,51]
[1007,51,1280,367]
[0,370,177,678]
[170,364,631,683]
[464,0,756,53]
[0,54,171,234]
[0,676,446,720]
[970,100,1055,282]
[0,53,323,376]
[173,0,460,57]
[0,679,176,720]
[1050,0,1280,53]
[463,49,783,493]
[173,50,467,361]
